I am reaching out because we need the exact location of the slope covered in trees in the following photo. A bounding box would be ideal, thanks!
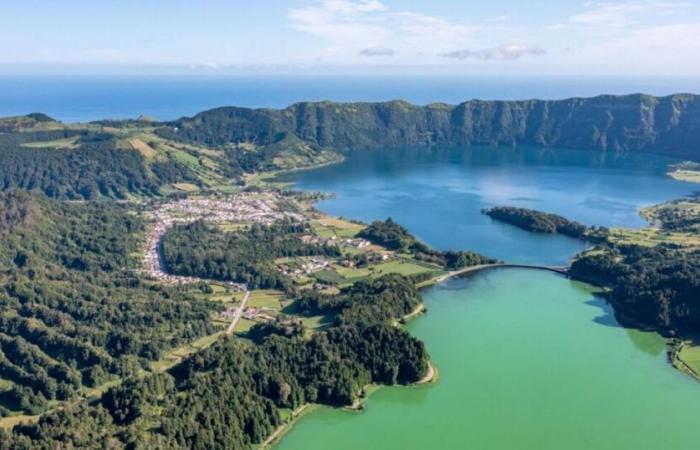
[158,94,700,159]
[0,129,199,199]
[161,220,341,290]
[1,274,429,449]
[483,206,591,238]
[570,245,700,337]
[359,218,495,269]
[0,192,215,416]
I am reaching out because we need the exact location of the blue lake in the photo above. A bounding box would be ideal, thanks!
[284,146,695,265]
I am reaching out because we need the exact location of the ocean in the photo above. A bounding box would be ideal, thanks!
[1,74,699,123]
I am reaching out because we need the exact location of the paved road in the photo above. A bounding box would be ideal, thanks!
[432,263,568,285]
[227,290,251,335]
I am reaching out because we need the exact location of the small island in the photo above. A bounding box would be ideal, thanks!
[482,206,604,239]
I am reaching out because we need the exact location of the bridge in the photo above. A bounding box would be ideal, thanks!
[427,263,569,286]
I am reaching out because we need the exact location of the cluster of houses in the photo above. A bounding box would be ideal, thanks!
[278,256,332,278]
[299,234,371,249]
[242,306,277,322]
[142,193,303,284]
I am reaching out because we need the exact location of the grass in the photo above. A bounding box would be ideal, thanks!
[333,259,440,288]
[0,414,40,430]
[248,290,284,309]
[127,137,157,159]
[301,314,335,330]
[678,344,700,376]
[313,269,345,285]
[234,318,257,334]
[608,227,700,248]
[21,136,80,149]
[150,332,224,372]
[172,183,199,192]
[310,218,364,239]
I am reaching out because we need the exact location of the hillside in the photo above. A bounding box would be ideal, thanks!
[158,94,700,159]
[0,192,216,416]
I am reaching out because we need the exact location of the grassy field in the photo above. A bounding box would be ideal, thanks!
[332,259,441,287]
[21,136,80,149]
[310,218,364,239]
[234,318,257,334]
[313,269,345,285]
[150,332,224,372]
[300,314,335,331]
[171,182,200,192]
[608,227,700,248]
[248,290,285,309]
[678,344,700,376]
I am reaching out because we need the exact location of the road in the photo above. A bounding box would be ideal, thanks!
[428,263,568,285]
[227,290,251,335]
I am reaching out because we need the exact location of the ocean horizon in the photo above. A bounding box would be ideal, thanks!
[1,74,699,123]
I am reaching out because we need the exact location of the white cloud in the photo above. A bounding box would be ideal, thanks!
[286,0,512,63]
[359,46,395,57]
[441,45,546,61]
[551,1,694,30]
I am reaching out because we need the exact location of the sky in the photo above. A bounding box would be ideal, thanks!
[1,0,699,76]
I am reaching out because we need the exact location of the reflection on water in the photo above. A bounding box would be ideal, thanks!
[285,146,694,265]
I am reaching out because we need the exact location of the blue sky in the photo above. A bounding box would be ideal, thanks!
[2,1,699,75]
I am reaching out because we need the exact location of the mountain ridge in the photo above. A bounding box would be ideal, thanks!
[157,93,700,159]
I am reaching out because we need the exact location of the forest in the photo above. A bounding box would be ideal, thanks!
[483,206,591,238]
[0,130,198,200]
[161,220,341,290]
[1,274,429,449]
[359,218,495,269]
[570,245,700,337]
[0,191,216,416]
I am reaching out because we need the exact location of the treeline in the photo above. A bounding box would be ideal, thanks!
[483,206,596,238]
[0,130,199,199]
[2,274,429,448]
[161,220,341,289]
[157,94,700,160]
[0,192,216,415]
[359,218,496,269]
[570,245,700,337]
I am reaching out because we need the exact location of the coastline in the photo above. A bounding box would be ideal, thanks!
[263,280,439,449]
[257,171,695,449]
[670,341,700,382]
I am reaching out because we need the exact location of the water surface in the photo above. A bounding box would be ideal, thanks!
[285,146,694,265]
[1,75,698,122]
[278,270,700,450]
[276,147,700,450]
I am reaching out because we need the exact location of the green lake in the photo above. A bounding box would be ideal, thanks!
[277,148,700,449]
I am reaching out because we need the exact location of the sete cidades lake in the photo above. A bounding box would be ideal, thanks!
[284,146,695,265]
[275,147,700,450]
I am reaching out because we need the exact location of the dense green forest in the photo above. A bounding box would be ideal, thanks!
[359,218,495,269]
[161,220,341,290]
[0,192,216,415]
[1,274,429,449]
[570,245,700,337]
[158,94,700,159]
[483,206,592,238]
[0,130,198,199]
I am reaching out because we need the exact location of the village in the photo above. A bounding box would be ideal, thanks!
[141,192,304,285]
[139,191,443,336]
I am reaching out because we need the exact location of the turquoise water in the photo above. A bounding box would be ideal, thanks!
[275,147,700,450]
[285,147,695,265]
[278,270,700,450]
